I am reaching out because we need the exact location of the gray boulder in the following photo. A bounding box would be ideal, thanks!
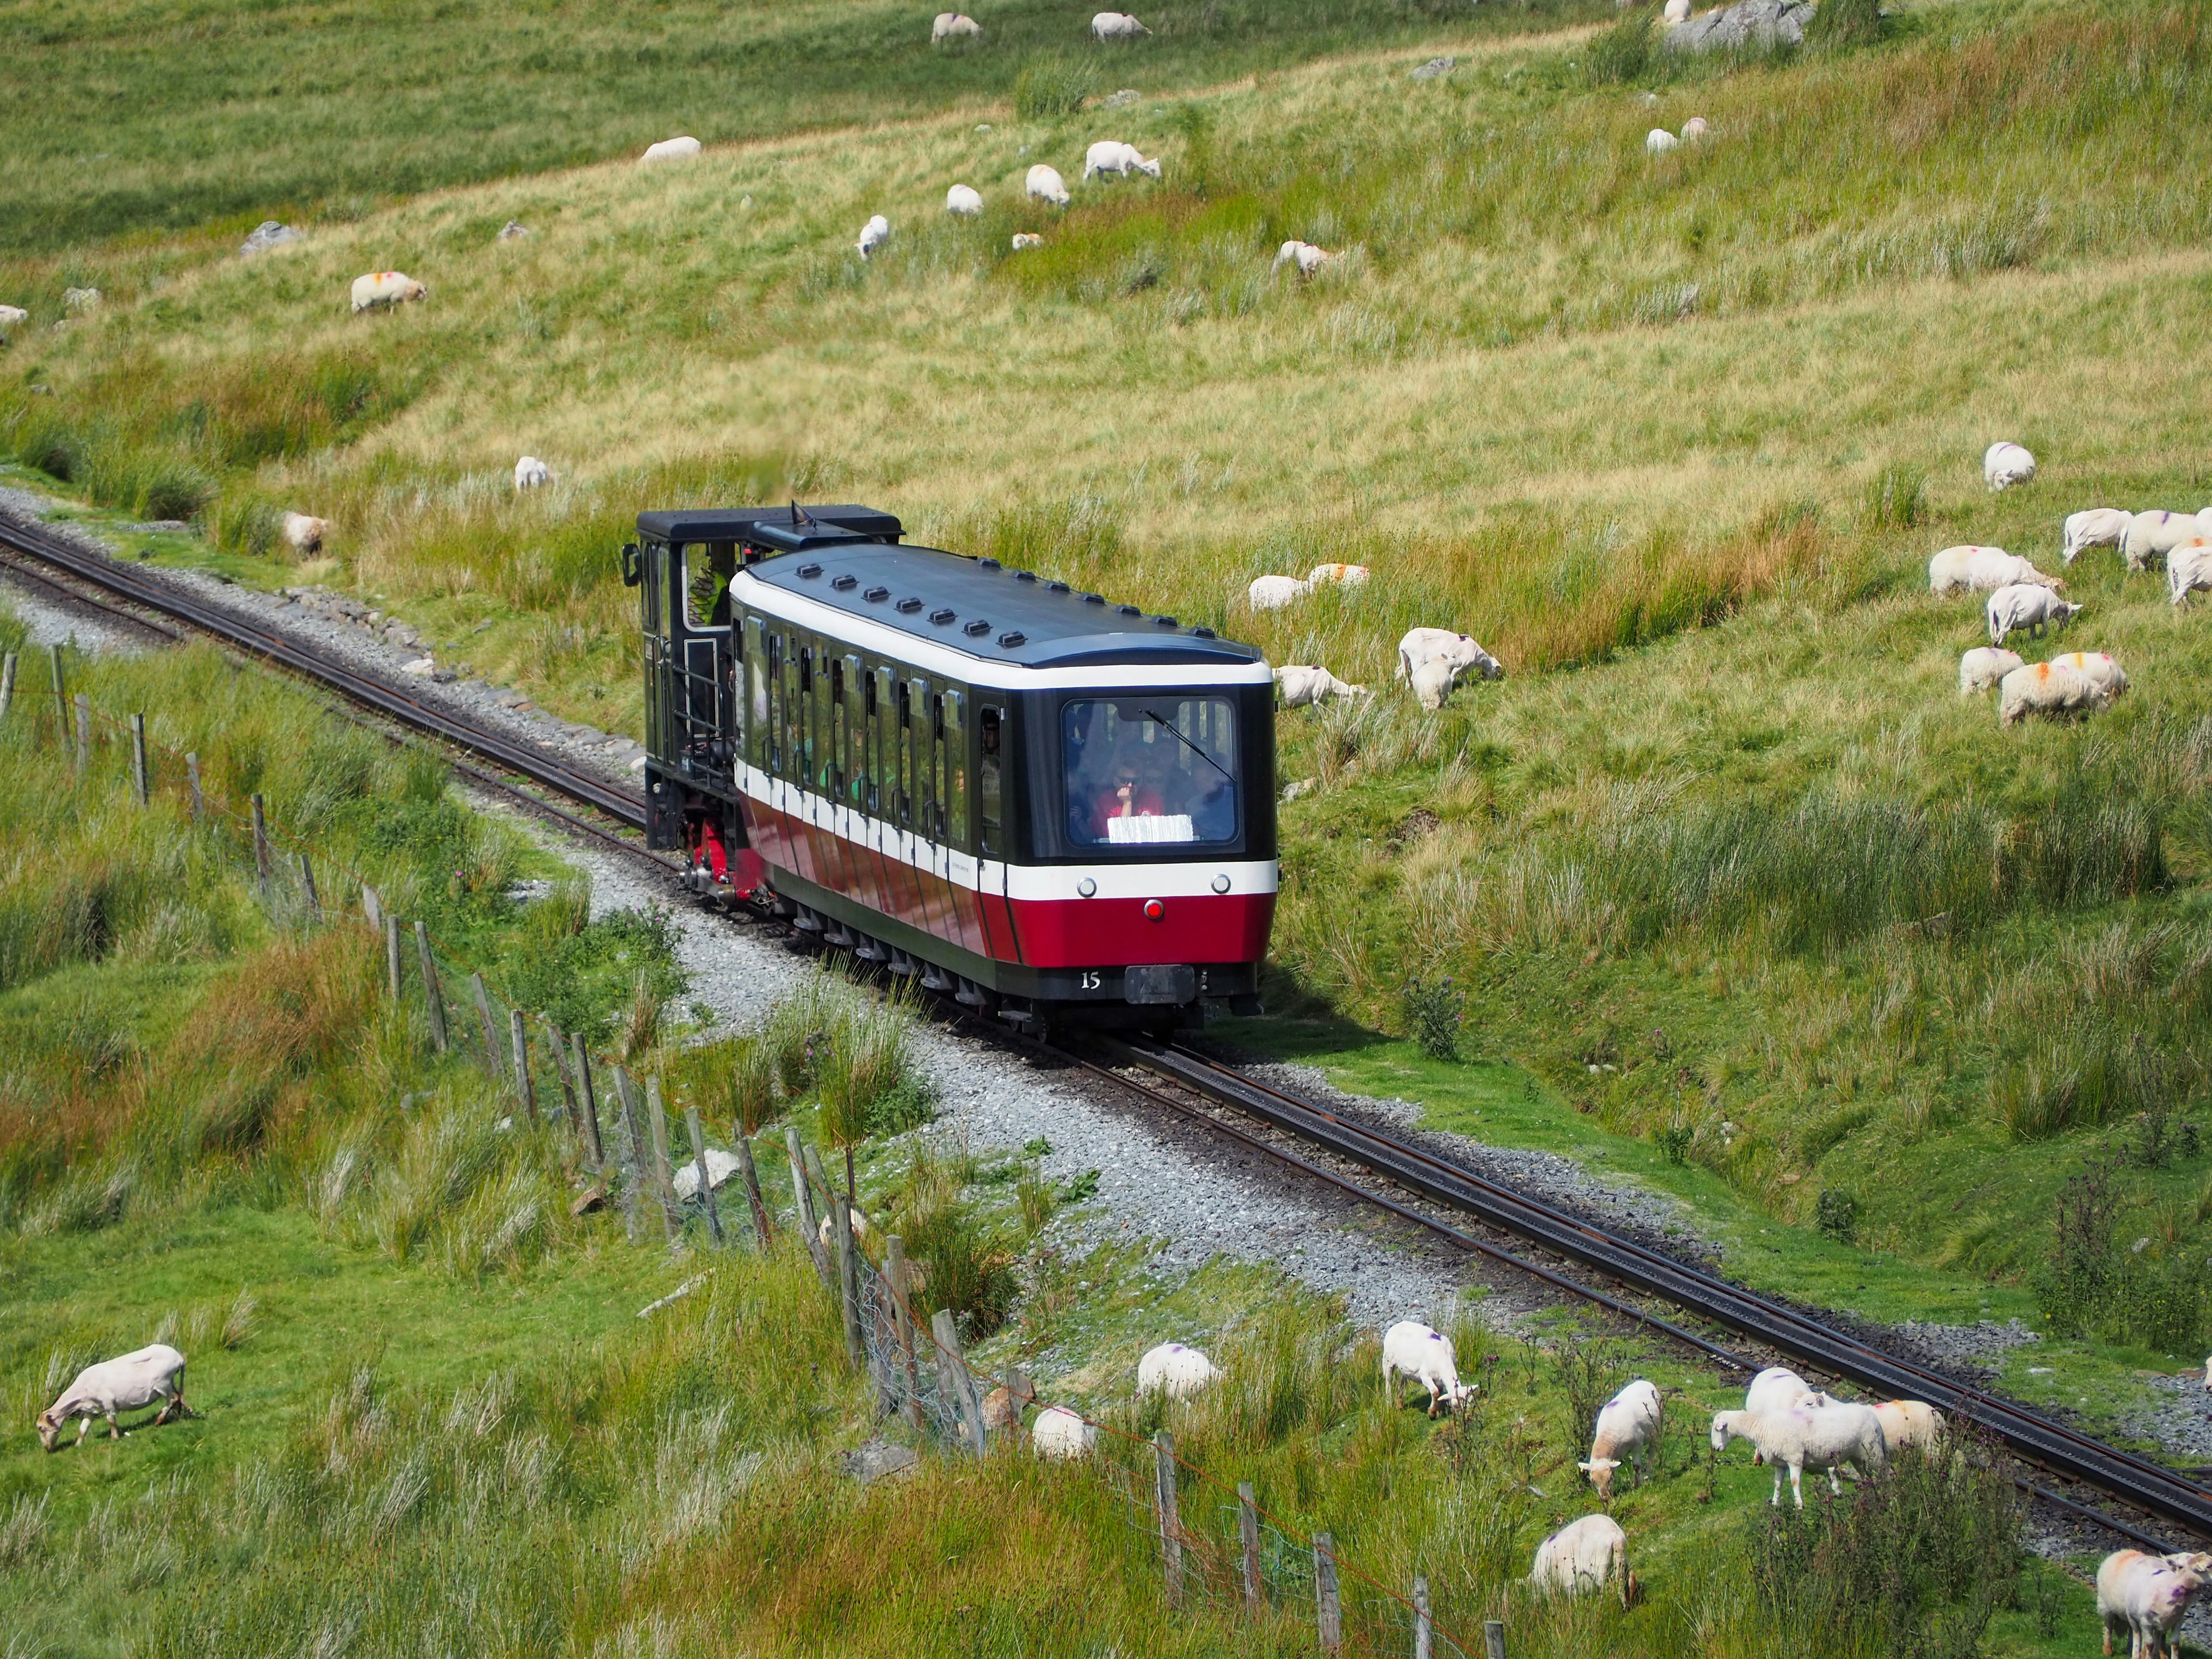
[1664,0,1814,51]
[240,220,302,256]
[1409,55,1456,80]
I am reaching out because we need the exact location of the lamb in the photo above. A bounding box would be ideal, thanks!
[1010,233,1045,251]
[2046,650,2128,699]
[281,512,327,554]
[1986,582,2081,646]
[1580,1378,1663,1500]
[1275,665,1366,708]
[815,1207,871,1252]
[1092,11,1152,39]
[932,12,983,41]
[1646,128,1680,155]
[1409,659,1461,711]
[1871,1400,1947,1453]
[1083,141,1162,181]
[982,1374,1037,1431]
[856,215,891,259]
[1395,627,1504,685]
[1709,1404,1886,1507]
[1380,1321,1474,1418]
[1247,574,1311,611]
[1025,165,1071,207]
[2128,510,2203,571]
[1136,1342,1223,1400]
[2064,508,2133,565]
[2097,1550,2211,1659]
[37,1344,189,1450]
[1681,114,1710,138]
[1926,545,2061,595]
[1032,1404,1097,1460]
[639,136,702,164]
[2170,539,2212,607]
[1307,563,1370,588]
[946,185,984,216]
[0,304,26,337]
[1528,1515,1641,1608]
[514,456,552,492]
[1984,441,2037,491]
[1958,647,2024,695]
[350,272,427,313]
[1997,660,2106,727]
[1275,240,1334,277]
[1664,0,1691,20]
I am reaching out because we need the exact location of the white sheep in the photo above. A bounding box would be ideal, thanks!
[1998,660,2105,727]
[1529,1515,1640,1608]
[2064,508,2133,565]
[2097,1551,2211,1659]
[1709,1404,1886,1508]
[815,1207,871,1252]
[37,1344,189,1450]
[1984,441,2037,491]
[1032,1404,1097,1460]
[639,135,702,164]
[1987,582,2081,646]
[1665,0,1692,20]
[2046,650,2128,699]
[1092,11,1152,39]
[1275,665,1366,708]
[946,185,984,216]
[280,512,328,554]
[1247,574,1311,611]
[856,215,891,259]
[350,271,427,313]
[1307,562,1370,588]
[1408,660,1461,710]
[1871,1400,1947,1453]
[932,12,983,41]
[2170,539,2212,607]
[2126,509,2202,571]
[0,304,27,337]
[1136,1341,1222,1400]
[1958,647,2025,695]
[1926,545,2061,595]
[1395,627,1504,685]
[1380,1321,1473,1418]
[514,456,552,492]
[1682,114,1709,138]
[1275,240,1334,277]
[1083,141,1162,181]
[1743,1367,1824,1415]
[1580,1379,1663,1500]
[1646,128,1680,155]
[1011,233,1045,251]
[1025,165,1071,207]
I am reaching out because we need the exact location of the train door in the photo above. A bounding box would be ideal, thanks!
[641,538,674,765]
[679,542,736,774]
[977,701,1019,961]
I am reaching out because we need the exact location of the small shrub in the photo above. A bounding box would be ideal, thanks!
[1863,463,1928,531]
[1582,12,1653,85]
[1654,1121,1694,1165]
[1012,55,1095,121]
[2136,1096,2176,1169]
[1405,977,1463,1061]
[1017,1165,1056,1233]
[1059,1167,1101,1203]
[1548,1337,1630,1467]
[1816,1188,1858,1242]
[1806,0,1884,50]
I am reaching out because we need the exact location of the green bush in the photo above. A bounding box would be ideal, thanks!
[1012,55,1095,121]
[1806,0,1885,51]
[1582,11,1654,85]
[1863,462,1928,531]
[1405,977,1463,1060]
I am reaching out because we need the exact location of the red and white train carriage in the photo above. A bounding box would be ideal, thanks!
[625,504,1276,1030]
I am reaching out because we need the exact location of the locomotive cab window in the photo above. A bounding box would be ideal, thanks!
[1062,697,1238,848]
[683,543,737,629]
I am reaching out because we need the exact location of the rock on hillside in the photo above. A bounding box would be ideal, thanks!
[1667,0,1815,51]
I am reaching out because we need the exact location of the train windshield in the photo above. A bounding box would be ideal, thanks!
[1062,697,1238,848]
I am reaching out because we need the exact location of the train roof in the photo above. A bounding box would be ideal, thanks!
[740,541,1262,671]
[636,505,904,547]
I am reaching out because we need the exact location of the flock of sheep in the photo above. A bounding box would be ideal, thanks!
[1246,564,1505,713]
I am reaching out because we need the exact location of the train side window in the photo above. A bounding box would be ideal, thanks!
[813,643,836,795]
[684,542,736,629]
[830,656,847,797]
[876,667,899,822]
[906,677,930,835]
[843,653,867,808]
[745,616,769,772]
[943,689,967,846]
[978,705,1004,857]
[778,636,800,782]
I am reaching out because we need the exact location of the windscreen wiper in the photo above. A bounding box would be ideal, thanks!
[1142,709,1233,784]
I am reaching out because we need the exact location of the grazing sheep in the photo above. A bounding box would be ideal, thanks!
[0,304,27,337]
[946,184,984,216]
[2097,1550,2210,1659]
[280,512,327,554]
[1665,0,1693,20]
[1959,647,2025,695]
[1275,665,1366,708]
[1741,1367,1834,1467]
[1032,1405,1098,1460]
[639,136,702,164]
[37,1345,188,1450]
[856,215,891,259]
[1136,1342,1222,1400]
[1984,441,2037,491]
[1307,562,1370,588]
[1010,233,1045,251]
[1529,1515,1641,1608]
[815,1207,871,1252]
[1083,140,1162,180]
[1380,1321,1474,1418]
[1987,582,2081,646]
[350,272,427,313]
[2126,509,2202,571]
[982,1375,1037,1432]
[1926,545,2061,595]
[1871,1400,1947,1453]
[1682,113,1710,138]
[514,456,552,492]
[932,11,983,41]
[1580,1379,1664,1500]
[1646,128,1680,155]
[1275,240,1334,277]
[1998,660,2105,727]
[1025,165,1071,206]
[2170,539,2212,607]
[1710,1405,1886,1508]
[1247,574,1312,611]
[2046,650,2128,699]
[1409,659,1462,711]
[2064,508,2133,565]
[1396,627,1503,685]
[1092,11,1152,39]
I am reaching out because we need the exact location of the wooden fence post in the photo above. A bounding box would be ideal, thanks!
[414,923,448,1052]
[886,1234,925,1432]
[612,1066,647,1243]
[48,644,65,744]
[572,1034,604,1171]
[250,793,270,882]
[1238,1482,1262,1617]
[361,884,382,930]
[510,1010,538,1124]
[683,1102,724,1246]
[1314,1532,1342,1655]
[828,1171,865,1368]
[128,713,148,805]
[469,974,502,1076]
[645,1075,678,1241]
[930,1307,986,1455]
[1413,1575,1432,1659]
[1155,1431,1184,1609]
[72,694,89,777]
[1483,1620,1506,1659]
[734,1133,772,1247]
[184,753,204,822]
[298,853,322,923]
[786,1127,832,1286]
[0,651,15,721]
[384,914,403,999]
[546,1022,577,1128]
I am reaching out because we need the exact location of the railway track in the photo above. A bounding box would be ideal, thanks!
[3,504,2204,1552]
